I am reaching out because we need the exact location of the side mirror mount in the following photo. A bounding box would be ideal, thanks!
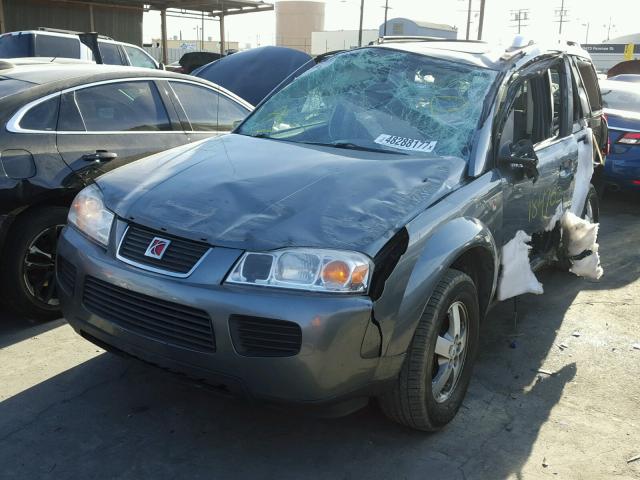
[158,62,165,70]
[499,139,539,181]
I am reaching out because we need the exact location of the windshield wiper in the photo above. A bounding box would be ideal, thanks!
[303,141,408,155]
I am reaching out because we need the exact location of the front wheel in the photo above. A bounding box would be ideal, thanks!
[1,207,68,321]
[379,269,480,431]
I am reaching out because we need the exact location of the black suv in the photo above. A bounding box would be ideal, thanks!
[0,60,251,319]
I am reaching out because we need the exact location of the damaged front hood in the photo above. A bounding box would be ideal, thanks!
[97,134,466,254]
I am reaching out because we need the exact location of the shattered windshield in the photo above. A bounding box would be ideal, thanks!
[238,47,498,159]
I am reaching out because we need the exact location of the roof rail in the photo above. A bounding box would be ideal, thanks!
[379,36,487,44]
[37,27,113,40]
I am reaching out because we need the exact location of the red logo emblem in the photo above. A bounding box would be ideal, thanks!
[144,237,171,259]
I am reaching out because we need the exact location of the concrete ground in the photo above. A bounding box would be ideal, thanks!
[1,192,639,480]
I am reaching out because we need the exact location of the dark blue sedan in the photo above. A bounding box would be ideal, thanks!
[600,79,640,191]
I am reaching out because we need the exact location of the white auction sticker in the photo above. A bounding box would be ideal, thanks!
[374,134,437,153]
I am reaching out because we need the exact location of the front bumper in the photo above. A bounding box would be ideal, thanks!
[57,225,401,406]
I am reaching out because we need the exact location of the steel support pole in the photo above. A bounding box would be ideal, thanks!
[465,0,472,40]
[219,13,225,55]
[358,0,364,47]
[89,4,95,31]
[160,8,168,65]
[0,0,6,34]
[477,0,485,40]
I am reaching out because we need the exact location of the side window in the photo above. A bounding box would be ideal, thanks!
[20,96,60,131]
[73,81,171,132]
[501,80,535,149]
[547,64,565,138]
[170,81,220,131]
[123,45,157,69]
[98,42,125,65]
[34,35,80,58]
[576,60,602,112]
[59,92,85,131]
[501,63,566,149]
[218,95,249,131]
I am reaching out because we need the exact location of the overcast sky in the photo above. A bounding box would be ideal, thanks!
[143,0,639,48]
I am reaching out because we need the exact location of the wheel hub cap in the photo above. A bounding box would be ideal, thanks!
[432,300,469,404]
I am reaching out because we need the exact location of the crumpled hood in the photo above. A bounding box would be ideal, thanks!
[97,134,466,255]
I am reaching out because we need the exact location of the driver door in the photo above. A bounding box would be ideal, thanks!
[499,58,578,244]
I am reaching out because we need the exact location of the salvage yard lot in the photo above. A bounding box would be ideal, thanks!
[1,193,639,480]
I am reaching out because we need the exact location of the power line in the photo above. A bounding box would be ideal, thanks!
[510,9,530,34]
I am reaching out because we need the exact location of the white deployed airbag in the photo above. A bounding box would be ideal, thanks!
[497,230,544,301]
[561,211,603,280]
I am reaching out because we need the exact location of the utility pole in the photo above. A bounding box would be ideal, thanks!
[605,16,615,41]
[477,0,485,40]
[555,0,568,35]
[382,0,390,37]
[358,0,365,47]
[465,0,472,40]
[510,9,529,34]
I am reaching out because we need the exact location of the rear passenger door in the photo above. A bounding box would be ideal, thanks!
[499,58,577,241]
[122,45,158,69]
[56,79,187,183]
[570,56,607,156]
[167,81,250,142]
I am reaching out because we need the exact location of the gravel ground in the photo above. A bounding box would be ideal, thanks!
[1,191,638,480]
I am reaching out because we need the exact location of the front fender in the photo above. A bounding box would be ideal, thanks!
[372,179,501,358]
[374,217,499,356]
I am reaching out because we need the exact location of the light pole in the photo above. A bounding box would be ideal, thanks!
[382,0,390,37]
[582,22,590,44]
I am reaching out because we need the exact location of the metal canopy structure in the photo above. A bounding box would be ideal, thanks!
[144,1,274,62]
[37,0,275,63]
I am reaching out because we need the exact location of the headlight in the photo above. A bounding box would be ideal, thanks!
[68,184,114,247]
[225,248,373,293]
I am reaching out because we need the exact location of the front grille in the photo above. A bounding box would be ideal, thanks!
[83,276,215,352]
[56,256,76,294]
[229,315,302,357]
[118,224,210,275]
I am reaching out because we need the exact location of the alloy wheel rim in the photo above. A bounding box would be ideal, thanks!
[22,224,64,307]
[432,300,469,403]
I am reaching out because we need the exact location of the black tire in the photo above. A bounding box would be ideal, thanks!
[379,269,480,431]
[582,183,599,223]
[1,207,68,321]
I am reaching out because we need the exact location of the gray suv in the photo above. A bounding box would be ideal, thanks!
[57,38,603,430]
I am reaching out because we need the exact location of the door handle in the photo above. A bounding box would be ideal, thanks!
[81,150,118,162]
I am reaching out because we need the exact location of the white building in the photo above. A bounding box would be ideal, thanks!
[584,34,640,73]
[311,17,457,57]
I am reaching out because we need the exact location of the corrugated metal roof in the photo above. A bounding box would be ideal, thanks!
[66,0,274,15]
